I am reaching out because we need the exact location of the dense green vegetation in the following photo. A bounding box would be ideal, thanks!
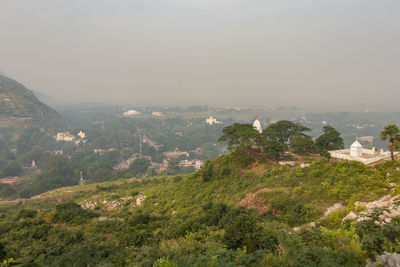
[1,153,400,265]
[0,75,69,131]
[219,121,344,162]
[381,124,400,160]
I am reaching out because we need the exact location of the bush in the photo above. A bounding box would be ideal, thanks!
[55,201,98,224]
[17,209,37,220]
[223,213,278,253]
[201,161,214,182]
[153,257,178,267]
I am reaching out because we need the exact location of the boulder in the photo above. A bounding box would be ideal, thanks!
[324,203,344,217]
[343,211,357,221]
[366,252,400,267]
[136,195,147,206]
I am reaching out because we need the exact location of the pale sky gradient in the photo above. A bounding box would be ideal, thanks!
[0,0,399,106]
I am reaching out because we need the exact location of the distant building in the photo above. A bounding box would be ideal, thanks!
[253,116,262,133]
[123,110,141,116]
[94,148,115,155]
[179,159,204,169]
[79,171,85,185]
[0,177,22,186]
[55,132,75,142]
[329,139,398,165]
[152,111,163,117]
[205,116,222,125]
[163,149,189,159]
[157,160,169,174]
[77,131,86,139]
[47,150,63,155]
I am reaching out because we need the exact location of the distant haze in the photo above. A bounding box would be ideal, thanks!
[1,0,399,107]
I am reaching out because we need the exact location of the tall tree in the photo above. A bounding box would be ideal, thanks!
[315,126,344,153]
[256,127,288,161]
[266,120,310,144]
[218,123,258,155]
[381,124,400,160]
[289,133,314,155]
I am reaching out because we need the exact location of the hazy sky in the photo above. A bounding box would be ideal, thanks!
[1,0,399,106]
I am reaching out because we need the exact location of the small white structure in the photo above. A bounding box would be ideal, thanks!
[330,138,398,165]
[163,149,189,159]
[123,110,141,116]
[205,116,222,125]
[152,111,163,117]
[94,148,115,155]
[179,159,204,169]
[253,116,262,133]
[79,171,85,185]
[350,139,363,157]
[77,131,86,139]
[55,132,75,142]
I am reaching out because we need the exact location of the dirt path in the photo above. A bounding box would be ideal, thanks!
[237,188,274,213]
[237,187,291,213]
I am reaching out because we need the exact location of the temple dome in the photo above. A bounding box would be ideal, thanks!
[253,117,262,133]
[350,139,363,157]
[351,139,362,148]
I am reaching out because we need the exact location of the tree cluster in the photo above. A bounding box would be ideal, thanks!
[218,121,344,162]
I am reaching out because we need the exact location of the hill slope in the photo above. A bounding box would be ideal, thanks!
[0,75,69,134]
[1,155,400,266]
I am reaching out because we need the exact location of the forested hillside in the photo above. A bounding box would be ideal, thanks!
[0,75,69,134]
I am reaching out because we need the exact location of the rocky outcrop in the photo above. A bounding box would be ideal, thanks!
[80,195,135,211]
[343,194,400,224]
[136,195,147,206]
[366,253,400,267]
[323,203,345,217]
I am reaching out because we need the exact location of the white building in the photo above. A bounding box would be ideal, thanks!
[152,111,163,117]
[163,149,189,159]
[179,159,204,169]
[123,110,141,116]
[329,139,398,165]
[77,131,86,139]
[253,116,262,133]
[55,132,75,142]
[205,116,222,125]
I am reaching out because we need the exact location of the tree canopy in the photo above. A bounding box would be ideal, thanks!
[315,126,344,153]
[381,124,400,160]
[218,123,258,154]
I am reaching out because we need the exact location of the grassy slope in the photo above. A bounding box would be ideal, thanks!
[2,155,400,265]
[11,154,400,223]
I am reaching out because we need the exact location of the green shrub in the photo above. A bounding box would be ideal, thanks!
[17,209,37,220]
[55,201,98,224]
[153,257,178,267]
[223,213,278,253]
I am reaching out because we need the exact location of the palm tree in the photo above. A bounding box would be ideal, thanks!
[381,124,400,160]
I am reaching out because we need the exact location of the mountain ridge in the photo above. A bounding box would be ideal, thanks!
[0,75,69,134]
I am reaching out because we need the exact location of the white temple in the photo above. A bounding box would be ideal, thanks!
[123,110,141,116]
[205,116,222,125]
[253,116,262,133]
[77,131,86,139]
[329,138,398,165]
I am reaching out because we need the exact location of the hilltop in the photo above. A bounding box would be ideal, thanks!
[0,75,69,137]
[1,153,400,266]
